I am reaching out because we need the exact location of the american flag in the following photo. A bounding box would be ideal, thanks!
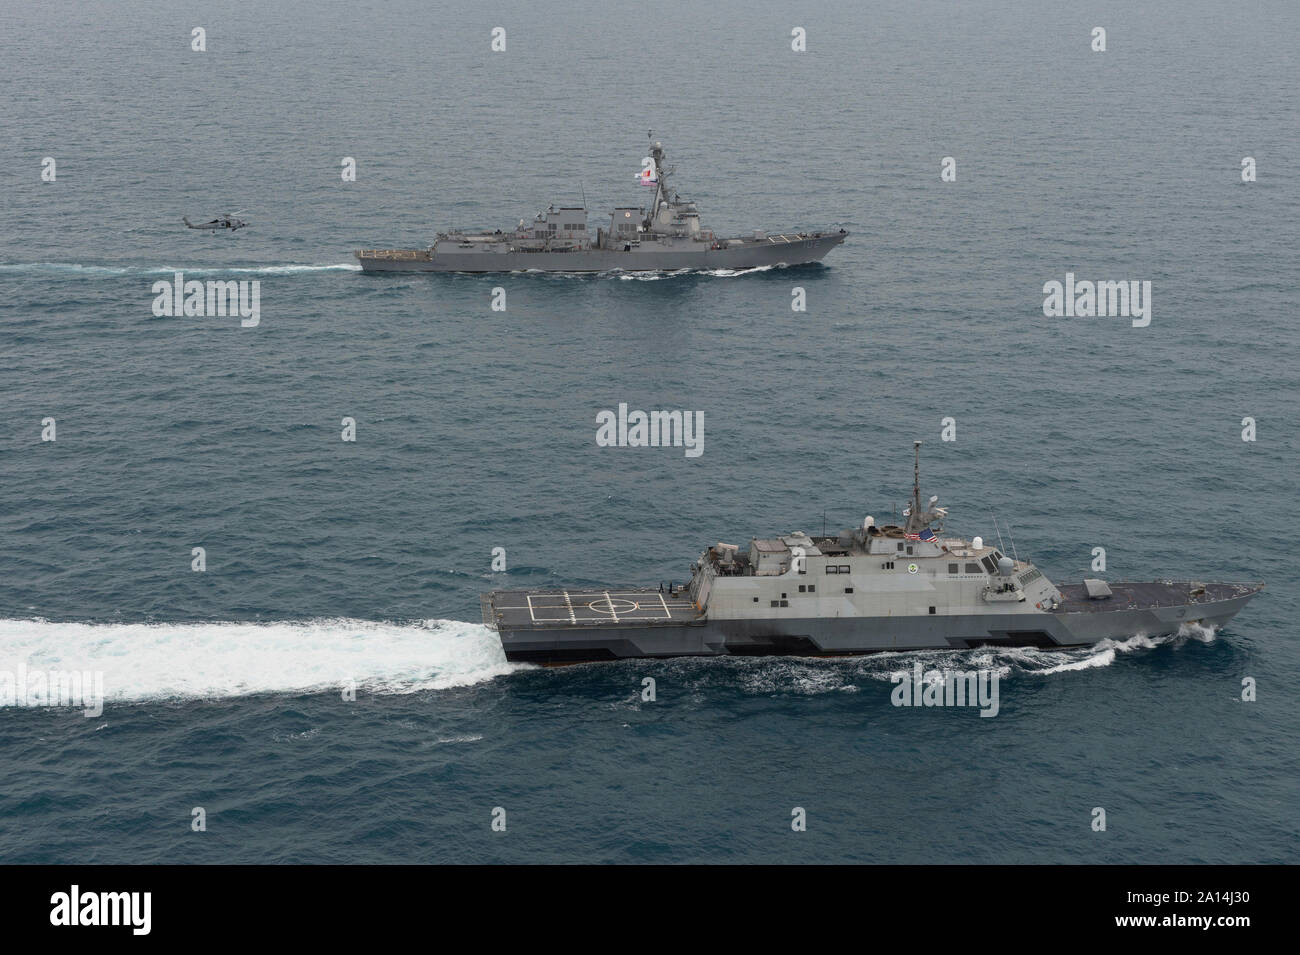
[906,528,937,542]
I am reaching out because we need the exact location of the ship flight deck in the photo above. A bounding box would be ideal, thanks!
[483,588,703,629]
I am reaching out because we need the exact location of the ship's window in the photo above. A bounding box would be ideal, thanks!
[808,585,815,593]
[896,542,904,551]
[966,562,982,574]
[548,223,556,231]
[825,566,838,574]
[981,556,997,574]
[798,585,806,593]
[882,561,894,570]
[838,564,850,573]
[948,563,959,574]
[844,587,854,594]
[780,600,789,607]
[753,597,759,602]
[770,600,780,607]
[928,606,936,615]
[781,593,787,599]
[906,546,913,555]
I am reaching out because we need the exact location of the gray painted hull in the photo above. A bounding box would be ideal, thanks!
[357,231,847,273]
[485,583,1260,664]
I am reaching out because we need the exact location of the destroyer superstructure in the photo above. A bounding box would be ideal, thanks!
[482,443,1261,664]
[357,139,846,272]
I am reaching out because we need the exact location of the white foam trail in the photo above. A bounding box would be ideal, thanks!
[737,659,856,695]
[1018,626,1215,675]
[0,618,522,703]
[0,262,361,277]
[1027,646,1117,674]
[724,624,1219,693]
[614,263,783,280]
[503,267,781,279]
[1177,621,1218,643]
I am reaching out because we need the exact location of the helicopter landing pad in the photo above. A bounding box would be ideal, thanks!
[487,588,701,628]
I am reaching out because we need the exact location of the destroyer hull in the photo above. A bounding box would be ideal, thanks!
[483,582,1260,665]
[357,231,846,273]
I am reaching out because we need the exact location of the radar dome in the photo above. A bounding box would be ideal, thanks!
[998,556,1015,577]
[972,536,983,549]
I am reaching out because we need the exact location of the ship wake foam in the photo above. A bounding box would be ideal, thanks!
[706,622,1220,696]
[1010,623,1218,675]
[0,262,362,278]
[0,617,520,703]
[612,263,784,280]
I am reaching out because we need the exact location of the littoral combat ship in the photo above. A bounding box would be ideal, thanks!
[482,444,1261,664]
[356,139,846,273]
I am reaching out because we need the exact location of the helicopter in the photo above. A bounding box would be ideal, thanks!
[183,211,248,231]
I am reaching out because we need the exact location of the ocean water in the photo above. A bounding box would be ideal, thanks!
[1,0,1297,863]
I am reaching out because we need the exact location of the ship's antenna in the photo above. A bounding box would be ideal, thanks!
[580,180,586,210]
[909,441,922,529]
[645,137,666,230]
[992,513,1006,552]
[1007,523,1020,563]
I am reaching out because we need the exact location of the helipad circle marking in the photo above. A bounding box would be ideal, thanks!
[589,597,639,615]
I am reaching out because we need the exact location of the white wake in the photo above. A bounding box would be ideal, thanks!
[0,617,520,703]
[0,262,361,277]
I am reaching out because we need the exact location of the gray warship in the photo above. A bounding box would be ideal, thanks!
[356,140,847,273]
[482,444,1262,664]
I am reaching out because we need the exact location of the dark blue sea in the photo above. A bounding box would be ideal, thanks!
[1,0,1297,863]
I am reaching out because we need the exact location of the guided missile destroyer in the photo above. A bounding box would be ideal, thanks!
[356,139,847,273]
[482,444,1262,664]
